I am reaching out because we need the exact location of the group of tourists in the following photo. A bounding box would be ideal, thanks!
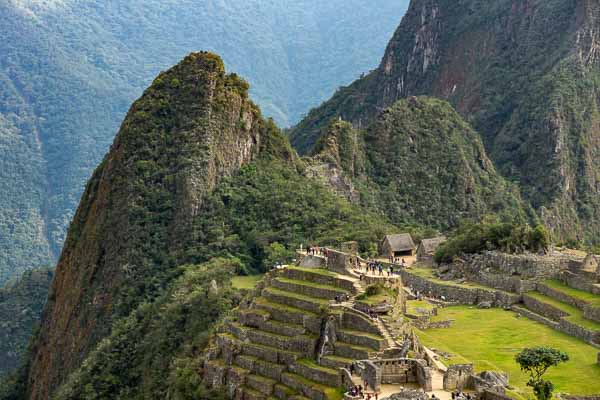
[360,261,398,277]
[306,245,323,256]
[451,391,475,400]
[334,293,351,303]
[388,255,408,267]
[348,386,379,399]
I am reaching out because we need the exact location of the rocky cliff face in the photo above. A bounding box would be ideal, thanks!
[21,52,266,400]
[290,0,600,243]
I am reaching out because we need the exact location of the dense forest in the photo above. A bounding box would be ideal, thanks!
[0,0,409,285]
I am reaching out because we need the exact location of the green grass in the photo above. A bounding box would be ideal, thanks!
[282,372,343,400]
[297,358,338,374]
[264,287,330,305]
[288,266,338,277]
[406,300,435,315]
[339,329,384,341]
[275,277,347,294]
[526,292,600,331]
[253,297,318,317]
[357,293,390,305]
[232,274,265,290]
[416,306,600,397]
[543,279,600,306]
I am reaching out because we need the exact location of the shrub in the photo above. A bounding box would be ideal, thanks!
[434,220,551,264]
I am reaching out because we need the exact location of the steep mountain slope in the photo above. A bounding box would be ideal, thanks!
[311,97,527,229]
[0,0,409,285]
[0,268,53,378]
[2,53,395,400]
[290,0,600,243]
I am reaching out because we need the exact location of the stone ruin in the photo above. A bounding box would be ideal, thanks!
[202,260,438,400]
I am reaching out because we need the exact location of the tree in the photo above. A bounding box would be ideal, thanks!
[263,242,293,270]
[515,347,569,400]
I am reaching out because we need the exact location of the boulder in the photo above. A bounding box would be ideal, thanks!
[478,371,509,388]
[477,301,492,309]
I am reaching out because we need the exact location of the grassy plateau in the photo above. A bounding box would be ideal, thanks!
[416,306,600,398]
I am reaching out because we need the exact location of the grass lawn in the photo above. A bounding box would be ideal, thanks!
[543,279,600,306]
[416,306,600,398]
[231,274,264,290]
[288,266,338,277]
[407,300,435,315]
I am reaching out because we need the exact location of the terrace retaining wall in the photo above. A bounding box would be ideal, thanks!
[399,270,520,308]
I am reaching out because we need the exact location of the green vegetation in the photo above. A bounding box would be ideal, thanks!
[0,268,53,378]
[289,0,600,245]
[416,306,600,397]
[542,280,600,306]
[434,219,550,264]
[515,347,569,400]
[525,292,600,331]
[1,52,405,399]
[406,300,435,315]
[53,259,237,400]
[287,267,337,277]
[0,0,408,285]
[306,97,529,232]
[190,158,396,274]
[356,284,395,305]
[231,275,264,290]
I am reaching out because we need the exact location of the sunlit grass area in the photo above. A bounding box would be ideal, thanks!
[416,306,600,398]
[231,274,264,290]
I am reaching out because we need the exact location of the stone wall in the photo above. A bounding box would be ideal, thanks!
[415,359,433,392]
[512,304,600,347]
[558,271,600,295]
[283,268,355,292]
[355,358,429,392]
[460,252,568,294]
[537,283,588,309]
[443,364,473,390]
[297,253,326,268]
[583,305,600,324]
[511,305,559,329]
[522,295,569,321]
[400,270,520,307]
[558,319,600,347]
[338,309,381,335]
[326,249,351,275]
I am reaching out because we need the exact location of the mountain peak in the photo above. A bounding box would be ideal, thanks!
[20,51,268,400]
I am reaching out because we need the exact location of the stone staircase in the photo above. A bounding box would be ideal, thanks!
[204,266,389,400]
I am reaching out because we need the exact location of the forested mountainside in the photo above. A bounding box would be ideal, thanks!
[310,97,527,230]
[0,0,408,286]
[0,53,401,400]
[290,0,600,245]
[0,268,53,379]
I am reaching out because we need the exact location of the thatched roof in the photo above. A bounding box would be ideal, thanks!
[418,237,447,255]
[383,234,415,252]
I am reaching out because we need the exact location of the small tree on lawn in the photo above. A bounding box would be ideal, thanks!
[515,347,569,400]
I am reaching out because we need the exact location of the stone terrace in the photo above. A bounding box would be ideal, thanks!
[203,266,389,400]
[514,279,600,347]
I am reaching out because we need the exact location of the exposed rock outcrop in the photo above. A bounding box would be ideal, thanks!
[290,0,600,244]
